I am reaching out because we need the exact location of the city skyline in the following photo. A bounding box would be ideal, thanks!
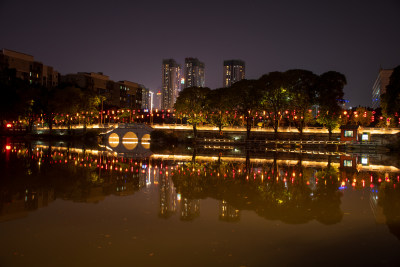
[1,0,400,107]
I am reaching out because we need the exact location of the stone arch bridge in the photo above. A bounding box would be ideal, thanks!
[102,123,153,156]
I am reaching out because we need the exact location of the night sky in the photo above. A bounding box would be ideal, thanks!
[1,0,399,107]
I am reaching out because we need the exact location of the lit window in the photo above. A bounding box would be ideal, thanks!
[361,157,368,165]
[343,160,353,167]
[344,130,353,137]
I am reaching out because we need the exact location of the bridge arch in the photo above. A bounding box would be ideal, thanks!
[122,132,138,150]
[104,123,154,154]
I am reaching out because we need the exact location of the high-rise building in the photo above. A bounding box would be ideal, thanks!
[141,85,150,109]
[223,60,245,87]
[162,59,181,110]
[0,48,59,87]
[154,90,162,110]
[184,57,205,88]
[372,68,393,109]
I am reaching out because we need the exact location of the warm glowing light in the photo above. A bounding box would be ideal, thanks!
[122,132,138,150]
[108,133,119,148]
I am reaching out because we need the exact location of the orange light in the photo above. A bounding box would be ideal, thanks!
[6,145,11,150]
[6,123,12,128]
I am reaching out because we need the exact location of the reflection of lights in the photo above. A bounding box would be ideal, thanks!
[177,193,181,201]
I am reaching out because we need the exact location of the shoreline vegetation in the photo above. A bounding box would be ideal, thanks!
[2,126,400,152]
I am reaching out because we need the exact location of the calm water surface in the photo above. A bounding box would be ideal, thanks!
[1,140,400,266]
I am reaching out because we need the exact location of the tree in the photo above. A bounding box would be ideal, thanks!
[227,79,262,140]
[352,107,373,127]
[316,112,341,141]
[259,72,290,139]
[316,71,346,114]
[50,86,84,131]
[381,65,400,117]
[316,71,347,140]
[205,87,230,132]
[174,86,210,139]
[285,69,318,138]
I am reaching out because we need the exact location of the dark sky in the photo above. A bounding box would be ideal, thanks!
[1,0,399,107]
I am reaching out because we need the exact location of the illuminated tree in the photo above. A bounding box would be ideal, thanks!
[259,72,290,139]
[205,87,230,132]
[285,69,318,138]
[316,71,347,140]
[226,79,262,140]
[351,107,373,126]
[174,86,210,139]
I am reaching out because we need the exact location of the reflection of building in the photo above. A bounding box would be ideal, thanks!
[370,187,386,224]
[0,188,55,222]
[159,174,177,218]
[223,60,245,87]
[184,57,205,88]
[0,48,59,87]
[340,155,357,169]
[180,198,200,221]
[162,59,181,110]
[219,200,240,222]
[372,68,393,109]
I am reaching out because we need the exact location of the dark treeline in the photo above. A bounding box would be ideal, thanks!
[0,68,101,132]
[175,69,347,140]
[175,67,400,140]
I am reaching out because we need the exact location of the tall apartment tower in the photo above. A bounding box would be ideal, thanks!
[184,57,205,88]
[162,59,181,110]
[372,68,393,109]
[223,60,245,87]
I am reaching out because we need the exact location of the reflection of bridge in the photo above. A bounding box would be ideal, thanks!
[102,123,153,156]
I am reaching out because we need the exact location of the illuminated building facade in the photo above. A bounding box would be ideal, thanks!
[184,57,205,88]
[162,59,181,110]
[0,48,59,87]
[223,59,245,87]
[372,68,393,108]
[154,90,162,109]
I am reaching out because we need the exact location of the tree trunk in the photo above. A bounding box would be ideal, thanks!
[274,117,279,140]
[193,124,197,139]
[192,147,197,164]
[299,127,303,140]
[328,128,332,141]
[246,116,251,140]
[245,150,250,174]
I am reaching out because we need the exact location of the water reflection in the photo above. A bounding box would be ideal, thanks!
[1,140,400,238]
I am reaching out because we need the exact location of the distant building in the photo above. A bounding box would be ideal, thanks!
[117,80,142,110]
[154,90,162,110]
[223,59,245,87]
[372,69,393,109]
[62,72,142,109]
[141,85,150,109]
[184,57,205,88]
[162,59,181,110]
[0,48,59,87]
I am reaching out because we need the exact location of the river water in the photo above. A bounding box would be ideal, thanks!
[1,139,400,266]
